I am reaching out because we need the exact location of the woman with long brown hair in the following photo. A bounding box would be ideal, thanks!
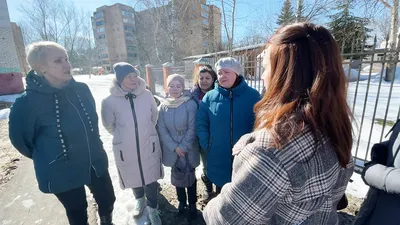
[203,22,354,225]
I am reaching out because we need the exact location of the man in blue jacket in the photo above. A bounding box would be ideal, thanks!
[195,57,260,194]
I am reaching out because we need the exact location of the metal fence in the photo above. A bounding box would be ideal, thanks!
[342,36,400,170]
[196,38,400,170]
[154,38,400,170]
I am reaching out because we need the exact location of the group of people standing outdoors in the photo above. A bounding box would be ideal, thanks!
[9,22,367,225]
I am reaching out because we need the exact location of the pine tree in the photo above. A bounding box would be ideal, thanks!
[277,0,295,26]
[329,0,371,55]
[296,0,305,22]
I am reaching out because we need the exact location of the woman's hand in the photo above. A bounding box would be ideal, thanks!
[175,147,185,157]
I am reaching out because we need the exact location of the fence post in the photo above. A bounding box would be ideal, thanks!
[162,62,172,94]
[145,64,155,94]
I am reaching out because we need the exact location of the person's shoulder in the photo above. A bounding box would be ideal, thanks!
[12,92,29,108]
[73,81,92,94]
[245,85,261,97]
[186,98,199,109]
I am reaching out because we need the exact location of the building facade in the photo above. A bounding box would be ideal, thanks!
[0,0,24,95]
[92,1,221,68]
[92,3,138,71]
[11,22,29,74]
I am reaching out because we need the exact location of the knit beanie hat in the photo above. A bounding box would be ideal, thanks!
[113,62,139,84]
[166,74,185,89]
[215,57,243,75]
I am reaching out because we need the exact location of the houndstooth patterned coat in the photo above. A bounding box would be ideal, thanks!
[203,127,354,225]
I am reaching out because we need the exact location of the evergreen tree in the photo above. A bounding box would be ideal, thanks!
[329,0,371,55]
[277,0,295,26]
[296,0,305,22]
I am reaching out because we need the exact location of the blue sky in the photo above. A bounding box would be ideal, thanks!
[6,0,388,43]
[6,0,283,42]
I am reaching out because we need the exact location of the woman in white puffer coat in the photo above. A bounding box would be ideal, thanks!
[101,62,162,225]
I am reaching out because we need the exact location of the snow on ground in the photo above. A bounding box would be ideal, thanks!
[0,108,10,120]
[347,67,400,164]
[0,94,22,103]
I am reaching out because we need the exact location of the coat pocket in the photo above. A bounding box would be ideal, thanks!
[120,150,125,161]
[150,135,161,154]
[112,143,127,165]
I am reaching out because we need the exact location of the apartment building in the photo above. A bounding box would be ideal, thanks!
[92,1,221,68]
[92,3,137,71]
[135,0,222,64]
[183,0,222,55]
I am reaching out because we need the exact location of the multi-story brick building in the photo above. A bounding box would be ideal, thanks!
[92,3,138,71]
[92,1,221,69]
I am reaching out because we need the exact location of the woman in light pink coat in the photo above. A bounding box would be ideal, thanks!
[101,62,162,225]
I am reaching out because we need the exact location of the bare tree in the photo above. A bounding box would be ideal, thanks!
[18,0,95,69]
[359,0,399,81]
[221,0,237,56]
[301,0,335,22]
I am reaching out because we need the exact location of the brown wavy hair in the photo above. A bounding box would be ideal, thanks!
[193,65,218,89]
[254,23,353,167]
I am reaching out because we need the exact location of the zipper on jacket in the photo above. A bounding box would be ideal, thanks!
[152,142,155,153]
[126,93,146,186]
[66,90,94,181]
[229,90,233,151]
[229,90,234,172]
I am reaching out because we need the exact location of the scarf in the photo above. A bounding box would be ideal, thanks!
[164,95,191,108]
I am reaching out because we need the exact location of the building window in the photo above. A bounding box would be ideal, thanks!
[201,11,208,18]
[203,41,209,47]
[122,10,133,17]
[96,20,104,26]
[202,19,209,25]
[95,12,103,19]
[201,4,209,11]
[123,18,135,24]
[97,46,108,52]
[97,27,104,33]
[124,25,134,32]
[125,32,134,37]
[127,46,136,52]
[102,61,109,65]
[100,54,108,59]
[128,53,137,58]
[192,3,196,10]
[98,34,105,39]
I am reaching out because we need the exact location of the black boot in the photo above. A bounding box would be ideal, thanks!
[178,202,187,215]
[100,214,113,225]
[201,174,213,202]
[189,204,197,220]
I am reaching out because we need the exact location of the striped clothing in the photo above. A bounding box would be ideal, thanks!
[203,127,354,225]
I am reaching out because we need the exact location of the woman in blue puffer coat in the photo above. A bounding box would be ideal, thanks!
[195,57,260,193]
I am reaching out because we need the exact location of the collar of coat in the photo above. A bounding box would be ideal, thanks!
[109,76,146,97]
[214,75,249,97]
[26,70,77,94]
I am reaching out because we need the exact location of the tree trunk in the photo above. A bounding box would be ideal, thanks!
[385,0,399,81]
[296,0,303,22]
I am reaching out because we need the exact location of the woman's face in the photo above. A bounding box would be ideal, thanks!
[217,69,237,89]
[198,72,214,92]
[38,47,72,84]
[168,80,183,98]
[262,47,272,89]
[121,73,138,91]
